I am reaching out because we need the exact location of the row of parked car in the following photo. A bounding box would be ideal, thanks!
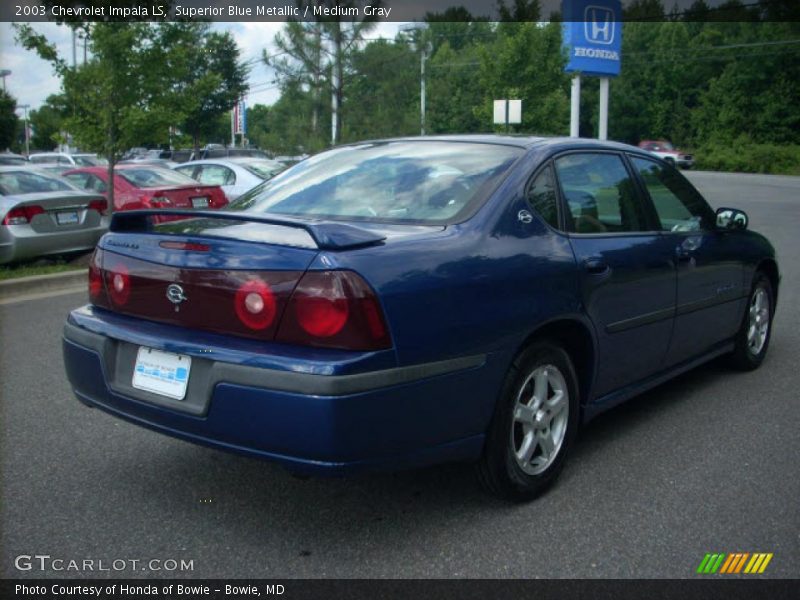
[0,152,288,265]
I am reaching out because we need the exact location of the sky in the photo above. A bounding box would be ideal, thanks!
[0,21,403,114]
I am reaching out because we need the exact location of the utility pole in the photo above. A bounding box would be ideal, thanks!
[71,28,77,68]
[419,42,432,136]
[18,104,30,155]
[331,64,339,146]
[0,69,10,91]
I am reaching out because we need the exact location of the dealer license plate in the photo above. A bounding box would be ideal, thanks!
[132,347,192,400]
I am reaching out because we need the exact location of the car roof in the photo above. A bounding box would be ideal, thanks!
[177,157,280,167]
[339,134,644,154]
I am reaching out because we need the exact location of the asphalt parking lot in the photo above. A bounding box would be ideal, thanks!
[1,171,798,579]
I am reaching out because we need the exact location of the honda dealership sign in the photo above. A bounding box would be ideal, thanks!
[562,0,622,77]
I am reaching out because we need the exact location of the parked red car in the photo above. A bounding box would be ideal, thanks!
[63,165,228,213]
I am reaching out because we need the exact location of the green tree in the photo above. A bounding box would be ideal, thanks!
[0,90,18,151]
[246,104,271,150]
[269,1,382,146]
[17,22,168,211]
[476,22,569,134]
[152,23,249,152]
[268,20,327,147]
[28,94,69,151]
[344,39,418,141]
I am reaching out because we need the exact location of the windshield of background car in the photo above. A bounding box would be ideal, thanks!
[0,170,74,195]
[118,167,198,188]
[231,142,523,224]
[241,160,285,180]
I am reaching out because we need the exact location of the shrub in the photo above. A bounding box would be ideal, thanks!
[694,138,800,175]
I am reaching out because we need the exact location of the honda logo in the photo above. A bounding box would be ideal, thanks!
[584,5,615,45]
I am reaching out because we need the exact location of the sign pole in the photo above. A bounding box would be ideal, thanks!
[598,77,609,140]
[570,75,581,138]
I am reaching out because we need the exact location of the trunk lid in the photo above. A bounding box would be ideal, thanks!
[93,210,383,340]
[143,184,227,209]
[3,190,106,232]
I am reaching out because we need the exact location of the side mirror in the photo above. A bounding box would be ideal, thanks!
[716,207,748,231]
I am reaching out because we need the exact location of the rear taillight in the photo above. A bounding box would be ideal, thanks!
[88,199,108,215]
[141,193,172,208]
[88,248,110,308]
[276,271,391,351]
[107,263,131,306]
[2,205,44,225]
[234,278,277,331]
[211,191,229,208]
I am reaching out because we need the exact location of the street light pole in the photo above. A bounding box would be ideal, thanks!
[0,69,11,92]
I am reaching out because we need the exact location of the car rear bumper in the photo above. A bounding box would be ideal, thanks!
[0,221,107,264]
[62,308,499,474]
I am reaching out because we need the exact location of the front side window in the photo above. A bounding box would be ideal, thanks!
[630,156,713,232]
[527,165,559,229]
[232,141,522,224]
[555,153,648,234]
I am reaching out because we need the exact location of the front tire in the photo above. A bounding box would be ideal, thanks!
[729,272,773,371]
[477,342,580,501]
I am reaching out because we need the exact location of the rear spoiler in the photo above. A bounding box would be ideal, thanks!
[109,209,386,251]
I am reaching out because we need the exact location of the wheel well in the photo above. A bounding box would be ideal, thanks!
[520,319,595,409]
[757,259,780,305]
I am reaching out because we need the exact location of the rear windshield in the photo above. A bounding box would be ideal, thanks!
[231,141,522,224]
[74,155,108,166]
[0,170,73,195]
[118,167,197,188]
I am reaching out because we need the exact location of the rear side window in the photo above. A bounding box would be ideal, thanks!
[630,156,713,232]
[197,165,235,186]
[555,153,648,234]
[527,165,559,229]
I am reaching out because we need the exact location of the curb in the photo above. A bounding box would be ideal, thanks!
[0,269,86,301]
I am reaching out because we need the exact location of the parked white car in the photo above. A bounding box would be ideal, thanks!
[173,157,285,201]
[29,153,108,167]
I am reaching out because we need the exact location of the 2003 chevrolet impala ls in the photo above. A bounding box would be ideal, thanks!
[63,136,779,500]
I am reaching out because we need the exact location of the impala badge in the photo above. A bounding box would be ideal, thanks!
[166,284,187,312]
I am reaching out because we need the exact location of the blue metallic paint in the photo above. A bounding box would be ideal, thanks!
[62,137,779,475]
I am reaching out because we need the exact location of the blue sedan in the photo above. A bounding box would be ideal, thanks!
[62,136,779,500]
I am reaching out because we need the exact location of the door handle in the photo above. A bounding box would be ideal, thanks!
[583,257,610,276]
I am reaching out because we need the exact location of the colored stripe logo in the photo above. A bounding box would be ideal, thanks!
[697,553,773,574]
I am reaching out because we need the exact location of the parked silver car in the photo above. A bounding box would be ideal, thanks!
[0,167,109,264]
[173,157,285,201]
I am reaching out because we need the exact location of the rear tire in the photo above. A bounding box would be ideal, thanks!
[477,341,580,501]
[729,272,773,371]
